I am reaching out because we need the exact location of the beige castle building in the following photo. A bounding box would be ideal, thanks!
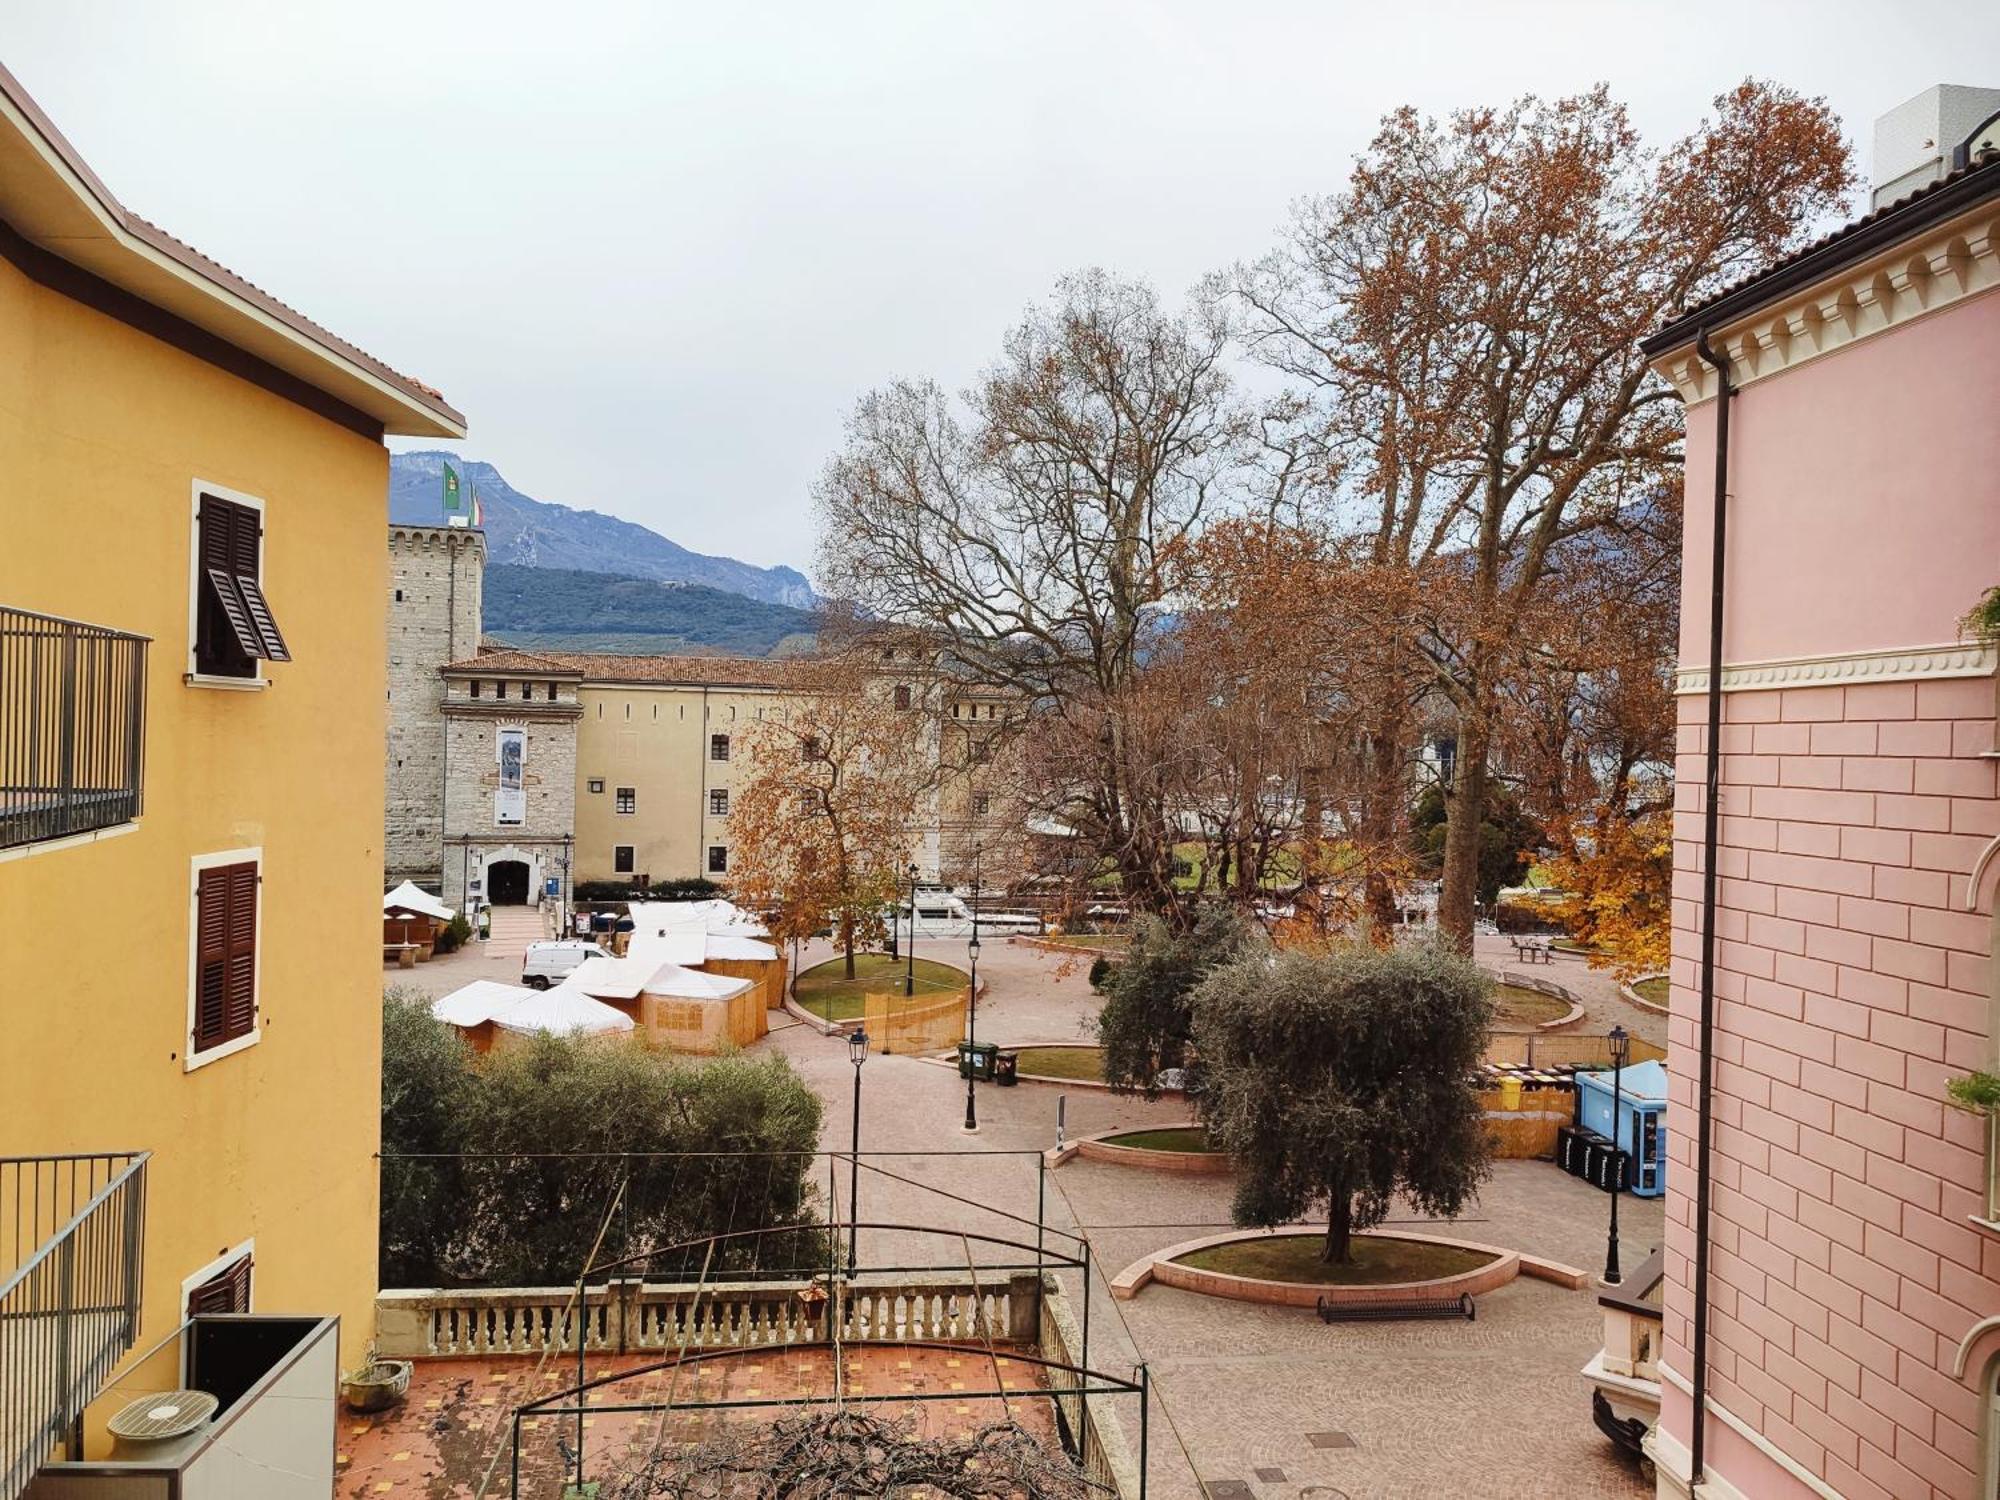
[385,528,1011,905]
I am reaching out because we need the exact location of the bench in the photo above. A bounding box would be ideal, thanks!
[1316,1292,1475,1323]
[384,942,420,969]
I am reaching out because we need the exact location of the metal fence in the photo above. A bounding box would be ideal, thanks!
[0,1152,149,1499]
[1,607,149,852]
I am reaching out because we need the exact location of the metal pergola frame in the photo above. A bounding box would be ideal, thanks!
[511,1216,1132,1499]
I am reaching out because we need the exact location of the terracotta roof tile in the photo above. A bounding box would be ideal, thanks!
[441,649,793,687]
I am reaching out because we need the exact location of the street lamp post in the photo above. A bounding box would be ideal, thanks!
[964,845,983,1135]
[1604,1024,1631,1285]
[847,1027,869,1275]
[904,861,920,996]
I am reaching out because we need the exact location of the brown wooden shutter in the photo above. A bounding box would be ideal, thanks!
[194,860,258,1052]
[196,497,290,664]
[185,1252,253,1316]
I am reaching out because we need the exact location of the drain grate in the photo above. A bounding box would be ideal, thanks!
[1253,1467,1288,1483]
[1203,1482,1253,1500]
[1305,1430,1357,1449]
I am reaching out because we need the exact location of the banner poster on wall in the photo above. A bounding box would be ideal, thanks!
[496,728,526,826]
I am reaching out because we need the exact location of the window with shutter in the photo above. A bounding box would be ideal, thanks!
[193,858,258,1055]
[185,1251,253,1316]
[194,494,289,677]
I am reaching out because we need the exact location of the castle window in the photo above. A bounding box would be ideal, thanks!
[470,681,481,699]
[711,734,730,762]
[615,787,636,815]
[588,779,604,794]
[710,789,729,817]
[707,845,728,874]
[894,684,912,710]
[497,681,508,700]
[548,683,558,702]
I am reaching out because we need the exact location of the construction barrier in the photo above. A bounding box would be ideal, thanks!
[863,988,969,1056]
[1485,1032,1665,1071]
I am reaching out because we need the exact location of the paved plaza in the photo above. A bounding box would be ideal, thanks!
[391,927,1667,1497]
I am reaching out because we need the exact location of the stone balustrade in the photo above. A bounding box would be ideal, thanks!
[377,1272,1042,1360]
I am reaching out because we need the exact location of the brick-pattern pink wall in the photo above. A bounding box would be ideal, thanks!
[1665,673,1999,1500]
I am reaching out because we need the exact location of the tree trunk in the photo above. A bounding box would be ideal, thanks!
[1322,1175,1354,1264]
[841,911,857,980]
[1438,714,1491,953]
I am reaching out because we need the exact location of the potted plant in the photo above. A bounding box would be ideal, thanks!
[341,1348,412,1413]
[1962,585,2000,648]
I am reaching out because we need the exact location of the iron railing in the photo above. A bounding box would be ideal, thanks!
[0,1152,148,1500]
[1,607,149,853]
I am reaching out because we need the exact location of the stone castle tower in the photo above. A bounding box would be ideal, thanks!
[385,524,485,889]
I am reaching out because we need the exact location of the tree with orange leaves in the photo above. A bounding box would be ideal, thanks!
[1227,81,1853,950]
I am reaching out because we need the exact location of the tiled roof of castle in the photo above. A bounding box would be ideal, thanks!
[440,649,794,688]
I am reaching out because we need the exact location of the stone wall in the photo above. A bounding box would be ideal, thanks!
[439,678,580,910]
[385,525,484,888]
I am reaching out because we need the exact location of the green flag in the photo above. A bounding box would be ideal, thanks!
[442,461,462,514]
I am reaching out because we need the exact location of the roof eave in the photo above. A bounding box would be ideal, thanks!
[0,62,464,439]
[1642,158,2000,360]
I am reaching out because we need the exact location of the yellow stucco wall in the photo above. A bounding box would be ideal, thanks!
[0,250,385,1375]
[574,683,791,883]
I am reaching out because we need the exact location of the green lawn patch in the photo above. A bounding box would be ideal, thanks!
[1175,1234,1495,1285]
[1011,1046,1106,1082]
[793,954,967,1022]
[1634,976,1669,1007]
[1105,1126,1216,1154]
[1494,984,1573,1027]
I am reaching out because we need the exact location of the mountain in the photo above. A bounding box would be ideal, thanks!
[389,450,814,608]
[481,564,815,658]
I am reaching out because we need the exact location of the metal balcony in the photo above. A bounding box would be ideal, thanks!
[0,1153,149,1500]
[1,607,149,853]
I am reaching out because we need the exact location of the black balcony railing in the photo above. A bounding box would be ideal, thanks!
[0,1152,148,1499]
[1,607,149,853]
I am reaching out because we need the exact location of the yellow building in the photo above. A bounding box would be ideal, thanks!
[0,59,462,1482]
[438,649,1017,892]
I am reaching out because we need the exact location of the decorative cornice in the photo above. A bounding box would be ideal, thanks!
[1676,641,1998,695]
[1649,198,2000,404]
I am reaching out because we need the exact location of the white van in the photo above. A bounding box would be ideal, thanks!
[521,939,606,989]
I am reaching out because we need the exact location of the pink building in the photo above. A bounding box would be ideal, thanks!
[1640,88,2000,1499]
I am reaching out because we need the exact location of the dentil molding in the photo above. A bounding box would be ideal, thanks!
[1676,640,1998,695]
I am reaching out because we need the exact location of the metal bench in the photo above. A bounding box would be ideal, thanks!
[1315,1292,1475,1323]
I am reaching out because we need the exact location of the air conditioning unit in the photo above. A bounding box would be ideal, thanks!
[106,1389,220,1462]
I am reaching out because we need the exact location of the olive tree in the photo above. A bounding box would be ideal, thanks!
[1094,908,1251,1097]
[1191,938,1492,1262]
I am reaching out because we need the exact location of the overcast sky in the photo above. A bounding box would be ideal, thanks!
[7,2,1997,573]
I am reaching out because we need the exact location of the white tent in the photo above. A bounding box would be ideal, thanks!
[624,929,709,969]
[637,963,754,1002]
[431,980,530,1027]
[627,898,770,940]
[703,933,779,963]
[432,978,633,1039]
[383,881,454,921]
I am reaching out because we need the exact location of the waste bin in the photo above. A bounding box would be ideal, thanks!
[958,1041,999,1081]
[993,1051,1019,1087]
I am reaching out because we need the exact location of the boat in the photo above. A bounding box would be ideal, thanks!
[893,890,1042,939]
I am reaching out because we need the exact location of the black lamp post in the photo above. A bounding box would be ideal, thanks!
[904,861,920,996]
[847,1026,869,1275]
[964,845,983,1135]
[1604,1023,1631,1285]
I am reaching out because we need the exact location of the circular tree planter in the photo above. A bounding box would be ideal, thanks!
[1113,1227,1522,1307]
[1071,1124,1232,1175]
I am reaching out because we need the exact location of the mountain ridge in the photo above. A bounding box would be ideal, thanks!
[481,563,815,657]
[388,450,814,608]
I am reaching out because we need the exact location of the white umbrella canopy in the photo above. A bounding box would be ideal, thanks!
[384,881,454,921]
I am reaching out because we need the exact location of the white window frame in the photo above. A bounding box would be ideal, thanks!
[180,1237,254,1317]
[615,786,636,816]
[185,846,263,1072]
[709,788,729,817]
[185,479,272,691]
